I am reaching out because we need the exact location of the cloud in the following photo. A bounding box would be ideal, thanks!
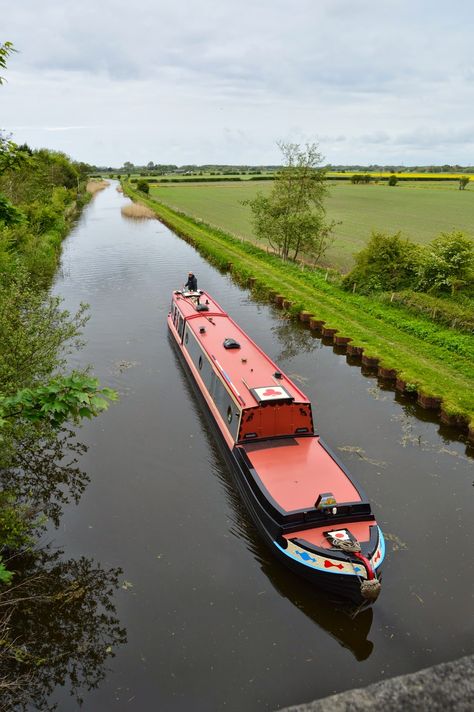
[3,0,474,164]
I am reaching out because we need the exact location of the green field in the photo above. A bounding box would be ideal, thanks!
[149,180,474,272]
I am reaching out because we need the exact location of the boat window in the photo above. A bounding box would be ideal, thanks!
[198,356,203,370]
[185,331,189,345]
[227,406,233,424]
[178,315,184,339]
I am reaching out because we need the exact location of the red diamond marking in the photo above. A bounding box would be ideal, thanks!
[335,533,345,539]
[324,560,344,570]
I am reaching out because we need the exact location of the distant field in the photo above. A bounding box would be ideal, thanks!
[149,180,474,272]
[127,170,473,183]
[129,172,275,182]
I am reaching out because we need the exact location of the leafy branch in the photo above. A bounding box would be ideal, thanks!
[0,375,117,429]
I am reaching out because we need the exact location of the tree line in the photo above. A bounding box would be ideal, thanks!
[1,41,122,706]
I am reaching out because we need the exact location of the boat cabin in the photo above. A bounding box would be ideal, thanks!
[169,291,314,444]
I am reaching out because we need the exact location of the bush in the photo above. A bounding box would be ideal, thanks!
[350,174,371,184]
[342,231,421,293]
[136,179,150,194]
[388,174,398,186]
[416,230,474,294]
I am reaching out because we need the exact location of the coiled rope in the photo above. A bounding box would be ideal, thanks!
[329,539,361,553]
[329,536,381,601]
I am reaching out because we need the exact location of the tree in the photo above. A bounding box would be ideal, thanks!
[416,230,474,294]
[0,192,24,225]
[136,179,149,194]
[0,271,117,573]
[0,41,15,84]
[459,176,470,190]
[245,141,336,263]
[0,42,117,586]
[388,174,398,186]
[0,44,30,228]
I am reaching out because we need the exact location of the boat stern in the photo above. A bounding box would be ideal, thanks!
[277,523,385,603]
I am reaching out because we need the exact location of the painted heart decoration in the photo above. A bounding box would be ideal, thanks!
[262,388,282,397]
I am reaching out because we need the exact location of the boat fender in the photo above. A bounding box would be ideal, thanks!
[360,577,381,600]
[223,338,241,349]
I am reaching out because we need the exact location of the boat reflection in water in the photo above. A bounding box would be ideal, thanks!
[258,551,374,662]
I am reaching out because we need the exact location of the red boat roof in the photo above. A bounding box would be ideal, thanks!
[174,291,310,410]
[242,437,361,512]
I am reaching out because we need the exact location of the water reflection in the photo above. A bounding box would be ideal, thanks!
[0,547,126,712]
[0,426,89,529]
[0,415,126,709]
[271,317,321,362]
[171,340,375,662]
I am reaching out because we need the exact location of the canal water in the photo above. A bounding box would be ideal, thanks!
[46,184,473,710]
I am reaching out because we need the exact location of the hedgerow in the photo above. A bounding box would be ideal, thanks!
[382,291,474,333]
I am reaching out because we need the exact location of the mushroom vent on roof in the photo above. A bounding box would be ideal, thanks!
[223,338,241,349]
[196,304,209,311]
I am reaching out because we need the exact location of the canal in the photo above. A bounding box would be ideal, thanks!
[45,183,473,710]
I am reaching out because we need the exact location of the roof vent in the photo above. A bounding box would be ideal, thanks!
[223,338,241,349]
[196,304,209,312]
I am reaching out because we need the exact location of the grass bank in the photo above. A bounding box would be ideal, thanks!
[123,182,474,439]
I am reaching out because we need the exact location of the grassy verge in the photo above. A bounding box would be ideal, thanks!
[123,182,474,433]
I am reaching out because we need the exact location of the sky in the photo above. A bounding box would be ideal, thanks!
[2,0,474,167]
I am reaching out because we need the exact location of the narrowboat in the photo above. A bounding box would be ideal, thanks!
[168,290,385,603]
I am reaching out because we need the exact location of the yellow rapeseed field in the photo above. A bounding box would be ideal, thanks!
[328,172,472,180]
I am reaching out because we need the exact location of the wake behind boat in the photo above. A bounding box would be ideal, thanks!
[168,289,385,603]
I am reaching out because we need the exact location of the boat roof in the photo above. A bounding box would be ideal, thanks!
[173,290,310,409]
[243,437,361,512]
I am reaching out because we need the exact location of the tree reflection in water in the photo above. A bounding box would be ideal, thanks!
[0,546,126,711]
[0,426,126,710]
[0,425,90,529]
[271,317,320,362]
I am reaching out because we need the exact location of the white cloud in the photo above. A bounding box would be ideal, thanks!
[2,0,474,164]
